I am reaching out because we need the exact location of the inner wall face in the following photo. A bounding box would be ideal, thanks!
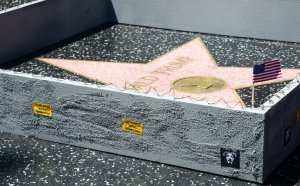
[3,24,300,107]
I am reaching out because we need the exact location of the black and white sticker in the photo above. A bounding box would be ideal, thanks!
[221,148,240,169]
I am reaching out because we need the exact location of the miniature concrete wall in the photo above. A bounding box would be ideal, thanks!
[111,0,300,43]
[0,0,116,65]
[263,80,300,180]
[0,71,266,182]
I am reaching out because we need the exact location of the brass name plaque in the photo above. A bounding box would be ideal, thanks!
[122,118,144,136]
[32,102,53,118]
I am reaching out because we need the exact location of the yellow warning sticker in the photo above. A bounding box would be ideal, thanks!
[297,109,300,123]
[122,118,144,136]
[32,102,53,118]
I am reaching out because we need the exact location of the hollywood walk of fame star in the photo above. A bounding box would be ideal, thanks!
[37,37,299,107]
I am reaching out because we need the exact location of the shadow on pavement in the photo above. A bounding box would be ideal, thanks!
[263,145,300,186]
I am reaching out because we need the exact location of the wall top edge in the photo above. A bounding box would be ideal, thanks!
[262,76,300,112]
[0,0,45,15]
[0,69,266,114]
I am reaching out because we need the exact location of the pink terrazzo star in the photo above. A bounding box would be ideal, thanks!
[37,37,299,107]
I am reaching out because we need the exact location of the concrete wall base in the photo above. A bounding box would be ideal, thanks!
[0,71,299,183]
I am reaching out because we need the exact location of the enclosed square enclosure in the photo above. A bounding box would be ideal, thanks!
[0,0,300,183]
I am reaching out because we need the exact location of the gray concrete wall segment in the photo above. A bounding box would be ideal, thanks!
[263,83,300,179]
[111,0,300,42]
[0,72,265,182]
[0,0,114,65]
[0,69,267,115]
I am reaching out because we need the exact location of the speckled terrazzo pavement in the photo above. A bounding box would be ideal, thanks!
[1,131,300,186]
[0,0,36,11]
[4,23,299,107]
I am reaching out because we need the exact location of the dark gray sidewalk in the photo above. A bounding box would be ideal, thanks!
[1,131,300,185]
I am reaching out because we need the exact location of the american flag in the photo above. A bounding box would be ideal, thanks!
[253,59,282,83]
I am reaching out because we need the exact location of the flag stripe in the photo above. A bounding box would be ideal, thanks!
[265,62,281,69]
[253,75,282,83]
[255,73,283,80]
[265,60,280,65]
[253,72,282,82]
[266,60,280,64]
[254,73,282,81]
[253,69,281,77]
[254,72,282,80]
[253,66,281,76]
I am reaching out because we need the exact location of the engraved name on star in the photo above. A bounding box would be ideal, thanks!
[37,37,299,107]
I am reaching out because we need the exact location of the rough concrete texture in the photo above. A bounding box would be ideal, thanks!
[263,79,300,180]
[0,71,266,182]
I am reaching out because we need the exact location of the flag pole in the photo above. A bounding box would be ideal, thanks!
[252,83,255,108]
[252,61,256,108]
